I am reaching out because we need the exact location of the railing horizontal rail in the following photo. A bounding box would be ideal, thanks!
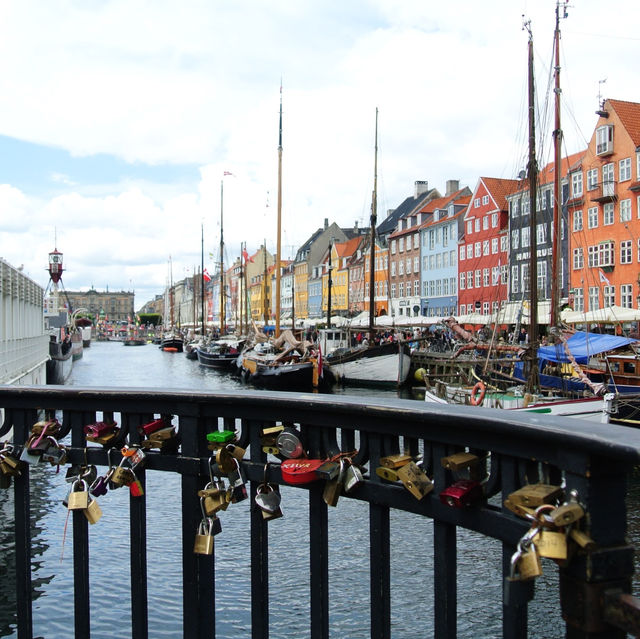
[1,384,640,639]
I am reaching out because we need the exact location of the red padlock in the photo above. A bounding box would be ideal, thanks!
[140,418,169,436]
[280,459,325,485]
[439,480,483,508]
[84,421,118,438]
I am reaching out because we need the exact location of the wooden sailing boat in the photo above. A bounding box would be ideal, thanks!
[239,85,331,390]
[323,108,412,387]
[160,256,184,352]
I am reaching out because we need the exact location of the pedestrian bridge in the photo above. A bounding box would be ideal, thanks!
[1,385,640,638]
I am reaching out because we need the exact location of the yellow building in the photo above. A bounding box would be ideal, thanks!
[294,261,308,319]
[321,237,362,316]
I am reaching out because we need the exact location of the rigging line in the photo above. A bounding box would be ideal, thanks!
[564,29,640,42]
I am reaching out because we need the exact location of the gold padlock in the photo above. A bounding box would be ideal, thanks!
[68,479,89,510]
[323,460,345,507]
[379,454,412,469]
[441,452,479,471]
[517,545,543,579]
[375,466,399,482]
[533,529,567,560]
[507,484,563,509]
[396,462,433,500]
[84,499,103,524]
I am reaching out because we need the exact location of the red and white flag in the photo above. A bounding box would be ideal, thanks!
[203,268,212,282]
[598,269,610,286]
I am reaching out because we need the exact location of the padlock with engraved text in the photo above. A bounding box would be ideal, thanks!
[84,498,103,524]
[193,516,221,555]
[396,461,433,500]
[199,483,229,515]
[110,458,135,488]
[68,479,90,511]
[507,483,563,509]
[41,437,67,467]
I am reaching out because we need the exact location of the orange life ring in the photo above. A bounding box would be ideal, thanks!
[470,381,486,406]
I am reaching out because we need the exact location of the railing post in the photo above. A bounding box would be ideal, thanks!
[560,460,634,638]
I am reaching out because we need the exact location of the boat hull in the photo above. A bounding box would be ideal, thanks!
[197,349,238,370]
[160,336,183,352]
[327,343,411,387]
[47,340,73,385]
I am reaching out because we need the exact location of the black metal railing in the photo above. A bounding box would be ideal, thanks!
[2,385,640,639]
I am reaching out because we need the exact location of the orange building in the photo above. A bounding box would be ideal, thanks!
[568,99,640,312]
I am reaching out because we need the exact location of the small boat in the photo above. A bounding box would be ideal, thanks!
[123,337,147,346]
[197,337,245,370]
[47,331,73,384]
[160,331,184,352]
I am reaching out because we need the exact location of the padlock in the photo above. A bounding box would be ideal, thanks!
[140,418,169,437]
[440,452,479,471]
[206,429,236,445]
[379,454,413,469]
[504,547,535,607]
[225,443,246,461]
[110,458,134,488]
[193,516,221,555]
[255,483,282,514]
[84,499,103,524]
[0,449,22,477]
[31,418,61,437]
[41,437,67,467]
[68,479,90,510]
[507,484,563,509]
[260,425,284,448]
[396,461,433,500]
[375,466,399,482]
[533,529,567,560]
[129,477,144,497]
[323,459,346,507]
[228,458,247,503]
[149,426,176,441]
[122,446,146,470]
[280,459,324,485]
[549,502,585,527]
[516,543,543,579]
[199,485,229,515]
[216,446,236,474]
[276,426,305,459]
[90,475,109,497]
[84,421,118,438]
[569,528,596,550]
[503,499,537,519]
[19,444,42,465]
[315,460,340,481]
[343,460,364,493]
[439,480,483,508]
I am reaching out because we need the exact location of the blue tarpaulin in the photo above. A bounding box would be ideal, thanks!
[537,331,638,364]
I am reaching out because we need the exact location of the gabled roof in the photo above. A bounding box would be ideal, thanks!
[334,236,363,259]
[539,150,587,184]
[608,99,640,147]
[478,177,520,211]
[376,186,439,237]
[419,195,471,230]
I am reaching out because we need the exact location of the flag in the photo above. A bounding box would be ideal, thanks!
[317,343,323,379]
[203,268,212,282]
[224,171,234,176]
[242,248,254,263]
[599,269,610,286]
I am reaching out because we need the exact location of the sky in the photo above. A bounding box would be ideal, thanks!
[1,0,639,310]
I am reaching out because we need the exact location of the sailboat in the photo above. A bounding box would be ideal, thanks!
[322,108,412,387]
[160,256,184,352]
[238,85,330,390]
[423,7,623,422]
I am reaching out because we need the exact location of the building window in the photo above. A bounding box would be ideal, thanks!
[460,273,466,290]
[483,268,489,286]
[391,240,396,254]
[604,202,614,225]
[459,246,465,261]
[621,240,632,264]
[398,261,404,275]
[603,285,615,307]
[602,163,615,196]
[573,247,584,270]
[483,216,489,230]
[511,199,519,217]
[391,261,396,277]
[474,198,480,208]
[467,220,473,234]
[573,210,583,232]
[522,195,530,215]
[398,237,404,252]
[620,199,631,222]
[587,168,598,191]
[443,278,449,295]
[596,124,613,155]
[406,258,411,274]
[413,233,419,249]
[536,223,547,245]
[511,265,519,294]
[521,226,530,247]
[573,288,584,312]
[589,286,600,310]
[588,207,599,229]
[482,195,489,206]
[491,266,499,285]
[391,283,396,298]
[500,265,508,284]
[442,225,449,247]
[511,230,520,250]
[474,218,480,232]
[483,240,490,256]
[620,157,632,182]
[399,282,404,297]
[436,253,442,269]
[474,242,481,257]
[483,301,490,315]
[466,245,473,259]
[501,236,508,252]
[467,271,473,289]
[491,238,498,254]
[492,212,498,227]
[414,280,419,296]
[572,171,583,197]
[521,263,530,293]
[621,284,633,308]
[475,270,481,288]
[537,261,547,295]
[413,256,419,272]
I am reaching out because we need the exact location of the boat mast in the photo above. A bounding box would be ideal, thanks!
[525,20,540,395]
[275,82,283,336]
[550,1,568,329]
[263,239,269,325]
[201,224,205,336]
[368,107,378,343]
[220,180,225,333]
[327,239,332,328]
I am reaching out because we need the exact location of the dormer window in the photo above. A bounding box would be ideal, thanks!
[448,204,454,217]
[596,125,613,156]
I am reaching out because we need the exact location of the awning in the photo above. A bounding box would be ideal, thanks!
[537,331,639,364]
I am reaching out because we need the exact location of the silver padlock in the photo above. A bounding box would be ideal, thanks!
[254,483,282,514]
[275,426,305,458]
[343,461,364,493]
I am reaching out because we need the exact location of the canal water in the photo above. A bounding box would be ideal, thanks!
[1,341,639,638]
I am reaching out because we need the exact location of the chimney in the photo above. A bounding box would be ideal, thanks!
[415,180,429,198]
[324,218,328,230]
[446,179,460,196]
[354,220,358,229]
[387,208,395,218]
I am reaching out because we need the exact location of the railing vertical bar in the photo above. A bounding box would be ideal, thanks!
[14,409,33,639]
[501,455,529,638]
[69,410,91,639]
[309,486,329,639]
[130,470,148,639]
[180,413,215,639]
[369,433,390,639]
[249,422,269,639]
[433,443,456,639]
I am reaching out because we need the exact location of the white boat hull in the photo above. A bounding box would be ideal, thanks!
[331,351,411,386]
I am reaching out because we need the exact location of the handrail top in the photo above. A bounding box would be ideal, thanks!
[2,384,640,465]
